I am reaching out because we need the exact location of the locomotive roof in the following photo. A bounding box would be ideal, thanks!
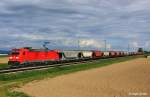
[21,47,54,52]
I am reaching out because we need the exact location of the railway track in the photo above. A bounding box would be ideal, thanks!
[0,59,96,74]
[0,56,141,74]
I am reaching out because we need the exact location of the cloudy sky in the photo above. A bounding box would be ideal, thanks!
[0,0,150,51]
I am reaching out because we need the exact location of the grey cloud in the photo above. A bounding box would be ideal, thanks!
[0,0,149,50]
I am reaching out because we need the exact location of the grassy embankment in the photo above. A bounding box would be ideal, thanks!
[0,55,8,57]
[0,64,9,69]
[0,56,144,97]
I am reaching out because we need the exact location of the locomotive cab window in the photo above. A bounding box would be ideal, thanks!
[11,52,19,55]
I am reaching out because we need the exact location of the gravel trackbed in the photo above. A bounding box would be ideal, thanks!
[19,58,150,97]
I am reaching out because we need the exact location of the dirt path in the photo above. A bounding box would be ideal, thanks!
[19,58,150,97]
[0,57,8,64]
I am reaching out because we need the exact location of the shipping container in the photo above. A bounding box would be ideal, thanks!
[124,52,129,56]
[109,51,116,57]
[82,51,93,58]
[103,51,110,56]
[63,50,80,59]
[115,51,120,56]
[92,51,103,58]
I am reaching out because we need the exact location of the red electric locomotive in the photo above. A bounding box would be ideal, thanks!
[8,47,61,66]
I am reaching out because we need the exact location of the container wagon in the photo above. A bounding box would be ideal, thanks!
[103,51,110,57]
[82,51,93,58]
[92,51,103,58]
[63,50,81,59]
[109,51,116,57]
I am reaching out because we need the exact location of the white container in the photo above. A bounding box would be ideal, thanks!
[103,51,110,56]
[124,52,128,55]
[63,51,80,58]
[82,51,93,58]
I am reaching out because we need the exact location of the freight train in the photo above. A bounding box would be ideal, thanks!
[8,47,143,66]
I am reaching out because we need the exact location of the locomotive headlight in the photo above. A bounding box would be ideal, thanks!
[16,57,19,59]
[9,57,13,59]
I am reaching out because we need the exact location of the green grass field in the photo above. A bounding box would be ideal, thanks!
[0,56,143,97]
[0,55,8,57]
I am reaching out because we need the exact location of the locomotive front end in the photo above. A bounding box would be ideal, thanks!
[8,49,21,66]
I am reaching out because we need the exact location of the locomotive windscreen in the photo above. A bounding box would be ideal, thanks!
[11,49,20,55]
[11,52,19,55]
